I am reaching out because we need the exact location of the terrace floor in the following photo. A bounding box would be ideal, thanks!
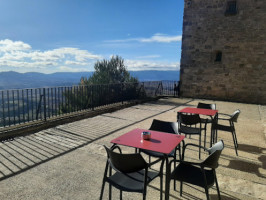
[0,98,265,200]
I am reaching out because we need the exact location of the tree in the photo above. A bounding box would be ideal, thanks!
[80,55,138,85]
[61,56,141,113]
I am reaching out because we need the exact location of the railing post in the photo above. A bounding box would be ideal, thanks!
[1,91,6,127]
[142,82,145,100]
[43,88,47,121]
[36,93,43,120]
[91,85,94,111]
[121,83,124,104]
[161,81,163,95]
[155,82,163,96]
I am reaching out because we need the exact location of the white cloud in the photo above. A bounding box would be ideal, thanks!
[125,59,180,71]
[0,39,102,72]
[106,33,182,44]
[139,34,182,43]
[0,39,31,52]
[0,39,180,73]
[65,60,90,66]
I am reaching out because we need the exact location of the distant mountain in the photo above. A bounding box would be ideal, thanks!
[0,70,179,90]
[0,71,92,90]
[130,70,179,82]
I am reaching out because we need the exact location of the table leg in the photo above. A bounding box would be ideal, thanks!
[210,127,213,148]
[210,113,218,147]
[165,156,170,200]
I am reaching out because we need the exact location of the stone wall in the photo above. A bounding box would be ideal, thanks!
[180,0,266,104]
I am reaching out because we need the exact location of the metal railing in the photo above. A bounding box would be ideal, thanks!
[0,81,179,128]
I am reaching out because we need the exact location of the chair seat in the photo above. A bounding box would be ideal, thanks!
[200,118,212,124]
[140,148,176,158]
[107,169,159,192]
[171,163,215,189]
[179,126,201,135]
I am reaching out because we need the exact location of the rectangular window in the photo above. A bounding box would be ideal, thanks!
[215,51,222,62]
[225,1,237,16]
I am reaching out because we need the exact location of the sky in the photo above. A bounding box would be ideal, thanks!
[0,0,184,74]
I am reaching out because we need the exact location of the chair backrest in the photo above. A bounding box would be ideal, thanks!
[197,102,216,110]
[230,109,240,122]
[104,146,147,173]
[178,113,201,126]
[202,140,224,169]
[149,119,179,134]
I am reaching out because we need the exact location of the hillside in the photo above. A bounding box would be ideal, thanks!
[0,71,179,90]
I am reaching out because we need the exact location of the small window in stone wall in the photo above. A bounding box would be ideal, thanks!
[186,0,192,8]
[225,1,237,16]
[215,51,222,62]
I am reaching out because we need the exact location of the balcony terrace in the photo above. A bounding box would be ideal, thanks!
[0,97,265,200]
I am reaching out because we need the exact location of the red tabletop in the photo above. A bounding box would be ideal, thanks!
[111,128,185,154]
[178,107,218,116]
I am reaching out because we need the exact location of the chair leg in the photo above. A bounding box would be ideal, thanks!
[210,128,214,148]
[215,130,218,143]
[109,183,112,200]
[120,190,122,200]
[214,171,221,200]
[204,128,207,149]
[108,166,112,200]
[180,181,183,196]
[100,161,109,200]
[174,150,177,191]
[99,179,106,200]
[181,140,185,161]
[231,123,238,148]
[178,145,182,160]
[233,129,238,148]
[160,173,163,200]
[199,134,202,159]
[160,159,165,200]
[202,169,210,200]
[143,193,146,200]
[214,129,218,144]
[204,186,210,200]
[231,131,238,156]
[214,129,217,143]
[204,122,207,149]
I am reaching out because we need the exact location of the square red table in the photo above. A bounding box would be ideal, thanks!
[178,107,218,116]
[111,128,185,154]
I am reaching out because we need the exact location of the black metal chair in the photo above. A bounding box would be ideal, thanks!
[197,102,217,148]
[177,112,202,159]
[140,119,184,190]
[141,119,183,161]
[169,140,224,200]
[212,109,240,155]
[100,145,164,200]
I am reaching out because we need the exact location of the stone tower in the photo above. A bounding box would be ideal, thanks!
[180,0,266,104]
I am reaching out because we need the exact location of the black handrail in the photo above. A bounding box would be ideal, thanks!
[0,81,178,128]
